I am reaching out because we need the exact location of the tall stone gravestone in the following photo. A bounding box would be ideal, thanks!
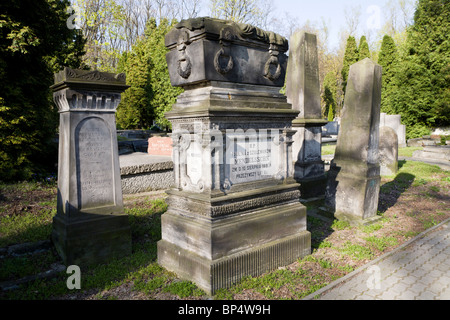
[157,17,311,295]
[285,31,328,199]
[325,58,382,225]
[51,68,131,265]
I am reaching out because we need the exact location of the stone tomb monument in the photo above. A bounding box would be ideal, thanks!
[157,17,311,295]
[51,68,131,265]
[325,58,382,225]
[285,30,328,199]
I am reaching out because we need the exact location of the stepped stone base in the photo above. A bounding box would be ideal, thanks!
[158,231,310,295]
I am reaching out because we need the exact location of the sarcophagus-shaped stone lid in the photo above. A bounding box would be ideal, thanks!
[165,17,288,87]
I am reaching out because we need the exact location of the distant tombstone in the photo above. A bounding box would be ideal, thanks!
[379,126,399,176]
[380,113,406,148]
[285,30,327,198]
[158,18,310,295]
[325,58,382,225]
[148,136,173,156]
[51,68,131,266]
[322,121,339,136]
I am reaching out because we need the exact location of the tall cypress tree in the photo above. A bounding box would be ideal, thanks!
[322,71,337,120]
[358,35,370,61]
[378,35,398,115]
[341,36,359,97]
[391,0,449,138]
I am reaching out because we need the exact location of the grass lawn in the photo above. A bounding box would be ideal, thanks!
[0,159,449,300]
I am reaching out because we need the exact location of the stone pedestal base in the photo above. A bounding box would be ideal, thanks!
[292,119,328,199]
[325,159,381,225]
[52,214,131,266]
[157,185,311,295]
[297,174,327,200]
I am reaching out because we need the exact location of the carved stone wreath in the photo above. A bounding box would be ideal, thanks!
[214,48,234,75]
[264,56,282,81]
[177,54,192,79]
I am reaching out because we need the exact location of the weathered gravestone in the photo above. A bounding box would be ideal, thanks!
[51,68,131,266]
[380,113,406,148]
[285,31,328,199]
[157,17,311,295]
[379,126,399,176]
[325,58,382,225]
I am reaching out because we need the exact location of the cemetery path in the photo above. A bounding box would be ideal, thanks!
[303,217,450,300]
[399,156,450,171]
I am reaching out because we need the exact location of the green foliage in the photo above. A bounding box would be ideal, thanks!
[358,35,370,61]
[341,36,359,97]
[0,0,85,181]
[117,18,182,130]
[322,71,337,121]
[145,19,183,130]
[389,0,450,138]
[378,35,399,115]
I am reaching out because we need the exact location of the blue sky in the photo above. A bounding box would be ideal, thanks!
[199,0,416,51]
[272,0,399,50]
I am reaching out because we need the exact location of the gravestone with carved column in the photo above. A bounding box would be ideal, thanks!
[285,31,328,199]
[51,68,131,266]
[157,17,311,295]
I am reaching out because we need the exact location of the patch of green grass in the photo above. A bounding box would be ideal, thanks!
[321,145,336,156]
[359,222,384,234]
[364,236,398,252]
[0,208,56,247]
[0,250,58,282]
[317,240,333,249]
[398,147,423,158]
[429,186,440,193]
[331,220,350,231]
[339,241,374,260]
[162,280,205,298]
[420,216,439,229]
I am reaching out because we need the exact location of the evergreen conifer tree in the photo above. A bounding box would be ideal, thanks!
[391,0,449,138]
[117,18,182,131]
[322,71,337,121]
[378,35,398,115]
[358,35,370,61]
[341,36,359,97]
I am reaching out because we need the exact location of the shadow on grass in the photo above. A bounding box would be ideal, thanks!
[378,161,415,214]
[303,199,336,251]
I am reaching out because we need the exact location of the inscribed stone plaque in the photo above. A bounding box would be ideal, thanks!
[76,117,114,209]
[148,136,173,156]
[186,140,203,185]
[225,133,280,185]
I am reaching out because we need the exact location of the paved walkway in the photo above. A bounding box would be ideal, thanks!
[303,217,450,300]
